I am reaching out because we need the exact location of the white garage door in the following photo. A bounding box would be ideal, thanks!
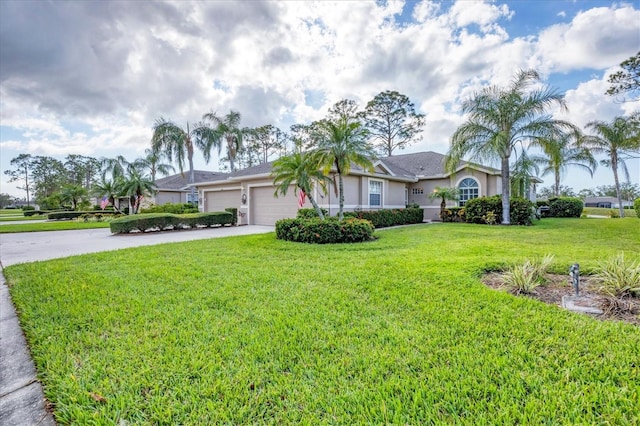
[205,190,241,212]
[250,185,301,225]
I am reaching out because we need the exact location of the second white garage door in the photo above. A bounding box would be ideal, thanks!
[205,189,241,212]
[250,185,301,225]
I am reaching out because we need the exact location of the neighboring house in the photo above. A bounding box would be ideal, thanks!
[194,151,506,225]
[583,196,634,209]
[153,170,228,205]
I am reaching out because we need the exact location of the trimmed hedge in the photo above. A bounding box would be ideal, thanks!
[225,208,238,226]
[464,196,536,226]
[48,211,119,220]
[110,212,233,234]
[343,208,424,228]
[297,208,329,219]
[548,197,583,218]
[275,217,375,244]
[23,210,49,217]
[140,203,198,214]
[634,198,640,218]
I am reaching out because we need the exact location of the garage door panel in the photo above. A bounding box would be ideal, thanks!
[206,190,241,212]
[250,185,301,226]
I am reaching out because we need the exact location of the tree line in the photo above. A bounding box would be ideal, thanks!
[4,52,639,221]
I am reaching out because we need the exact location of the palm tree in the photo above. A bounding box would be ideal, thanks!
[538,131,597,197]
[201,110,248,172]
[133,148,175,183]
[99,155,130,181]
[428,186,459,220]
[93,178,123,213]
[510,149,542,199]
[60,184,88,211]
[272,151,331,219]
[317,118,375,220]
[445,69,572,224]
[151,118,216,204]
[583,114,640,218]
[120,168,156,214]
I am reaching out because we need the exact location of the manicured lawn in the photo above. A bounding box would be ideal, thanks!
[0,221,110,233]
[582,206,636,217]
[0,215,47,222]
[5,218,640,424]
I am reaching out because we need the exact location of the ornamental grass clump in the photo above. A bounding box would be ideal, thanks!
[595,253,640,298]
[502,254,554,295]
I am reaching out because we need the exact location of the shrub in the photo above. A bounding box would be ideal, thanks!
[297,208,328,219]
[275,217,374,244]
[110,212,233,234]
[22,205,35,211]
[548,197,583,218]
[464,196,535,226]
[502,254,554,295]
[140,203,199,214]
[441,207,465,223]
[225,208,238,225]
[465,196,502,224]
[608,209,620,218]
[23,210,49,217]
[343,208,423,228]
[594,253,640,298]
[48,211,118,220]
[634,198,640,218]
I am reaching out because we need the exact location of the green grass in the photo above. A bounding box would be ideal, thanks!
[0,208,24,215]
[5,218,640,424]
[0,215,47,222]
[582,206,636,217]
[0,221,110,233]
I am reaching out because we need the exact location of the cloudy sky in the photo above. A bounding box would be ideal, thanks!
[1,0,639,198]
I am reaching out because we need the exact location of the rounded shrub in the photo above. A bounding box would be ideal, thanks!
[464,196,535,225]
[22,205,35,211]
[548,197,583,218]
[297,208,329,219]
[275,217,374,244]
[634,198,640,218]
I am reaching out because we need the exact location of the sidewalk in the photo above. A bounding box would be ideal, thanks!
[0,225,274,424]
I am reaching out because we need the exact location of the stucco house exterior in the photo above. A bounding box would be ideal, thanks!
[193,151,505,225]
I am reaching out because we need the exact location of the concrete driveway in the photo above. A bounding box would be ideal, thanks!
[0,224,274,425]
[0,225,275,267]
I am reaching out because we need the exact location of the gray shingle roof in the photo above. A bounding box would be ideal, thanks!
[155,170,228,190]
[378,151,500,177]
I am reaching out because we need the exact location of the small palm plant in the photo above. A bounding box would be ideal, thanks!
[502,254,554,295]
[595,253,640,298]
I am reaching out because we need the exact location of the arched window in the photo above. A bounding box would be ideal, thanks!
[458,178,479,206]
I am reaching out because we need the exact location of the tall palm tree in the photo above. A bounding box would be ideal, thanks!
[120,168,156,214]
[583,114,640,218]
[445,69,572,224]
[317,118,375,220]
[202,110,248,172]
[100,155,130,181]
[272,151,331,219]
[151,118,216,203]
[538,131,597,197]
[133,148,175,183]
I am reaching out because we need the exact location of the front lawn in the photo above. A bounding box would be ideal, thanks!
[5,218,640,424]
[0,221,110,233]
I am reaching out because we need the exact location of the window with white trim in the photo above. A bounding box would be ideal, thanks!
[458,178,479,206]
[369,180,382,207]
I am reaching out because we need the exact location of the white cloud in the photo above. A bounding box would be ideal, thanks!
[535,5,640,72]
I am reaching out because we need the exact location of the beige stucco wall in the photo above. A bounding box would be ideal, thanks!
[155,191,186,205]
